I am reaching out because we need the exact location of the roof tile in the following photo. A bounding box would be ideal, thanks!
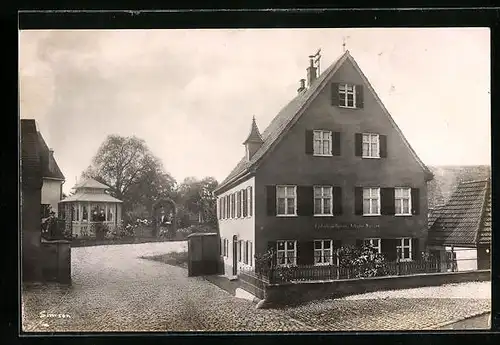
[428,179,490,247]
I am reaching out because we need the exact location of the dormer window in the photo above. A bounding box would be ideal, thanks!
[339,83,356,108]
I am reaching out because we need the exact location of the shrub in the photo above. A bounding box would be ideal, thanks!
[254,248,275,277]
[337,244,388,278]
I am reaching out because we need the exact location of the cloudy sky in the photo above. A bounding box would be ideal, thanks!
[19,28,490,194]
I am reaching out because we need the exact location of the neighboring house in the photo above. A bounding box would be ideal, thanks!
[427,165,491,210]
[58,178,123,238]
[21,119,66,282]
[214,50,433,277]
[37,128,66,217]
[428,179,491,271]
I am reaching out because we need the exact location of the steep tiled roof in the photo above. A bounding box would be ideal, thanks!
[21,120,42,189]
[37,130,65,180]
[215,50,432,193]
[428,179,491,247]
[428,204,444,229]
[478,187,491,245]
[427,165,491,209]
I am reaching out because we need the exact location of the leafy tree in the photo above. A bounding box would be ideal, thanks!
[175,176,218,228]
[82,135,177,220]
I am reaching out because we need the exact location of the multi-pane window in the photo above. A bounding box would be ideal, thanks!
[276,240,297,266]
[276,185,297,216]
[314,186,333,215]
[222,197,225,219]
[243,189,248,217]
[363,238,382,254]
[314,240,333,265]
[363,188,380,215]
[339,83,356,108]
[82,205,88,221]
[362,133,380,158]
[238,240,243,262]
[249,241,253,266]
[247,186,253,217]
[395,188,412,215]
[397,238,412,261]
[237,191,242,218]
[231,194,235,218]
[244,241,249,264]
[313,130,332,156]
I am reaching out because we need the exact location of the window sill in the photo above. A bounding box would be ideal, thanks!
[338,105,357,109]
[314,214,334,217]
[276,214,298,218]
[313,154,333,157]
[361,156,381,159]
[363,214,381,217]
[395,214,412,217]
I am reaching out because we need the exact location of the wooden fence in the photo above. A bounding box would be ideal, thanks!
[245,258,442,285]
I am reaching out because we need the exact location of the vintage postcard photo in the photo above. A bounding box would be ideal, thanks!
[19,28,491,332]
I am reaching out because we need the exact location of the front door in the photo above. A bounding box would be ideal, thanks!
[232,235,238,276]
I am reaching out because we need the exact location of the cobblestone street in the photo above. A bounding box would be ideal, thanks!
[22,242,313,332]
[22,242,491,332]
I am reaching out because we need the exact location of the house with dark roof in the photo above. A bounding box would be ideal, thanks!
[21,119,69,283]
[428,179,491,271]
[36,127,66,218]
[214,50,433,277]
[427,165,491,210]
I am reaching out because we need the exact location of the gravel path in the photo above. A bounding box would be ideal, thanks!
[22,242,313,332]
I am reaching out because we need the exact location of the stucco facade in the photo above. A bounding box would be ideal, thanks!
[41,178,64,216]
[218,177,255,275]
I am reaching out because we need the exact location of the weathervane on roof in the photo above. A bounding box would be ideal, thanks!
[342,36,350,53]
[309,48,322,75]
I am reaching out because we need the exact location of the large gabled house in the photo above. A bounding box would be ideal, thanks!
[428,179,491,271]
[214,50,433,277]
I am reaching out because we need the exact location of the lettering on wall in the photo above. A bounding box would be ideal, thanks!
[314,223,381,230]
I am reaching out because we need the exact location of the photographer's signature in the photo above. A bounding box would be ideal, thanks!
[39,311,71,319]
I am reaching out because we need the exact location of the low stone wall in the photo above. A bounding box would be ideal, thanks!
[239,272,266,300]
[40,240,71,284]
[263,270,491,307]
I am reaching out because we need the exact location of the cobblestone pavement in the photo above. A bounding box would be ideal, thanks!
[22,242,491,332]
[279,297,490,331]
[22,242,314,332]
[342,281,490,300]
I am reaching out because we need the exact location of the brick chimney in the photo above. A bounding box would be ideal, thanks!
[48,148,54,172]
[297,79,306,93]
[307,57,317,87]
